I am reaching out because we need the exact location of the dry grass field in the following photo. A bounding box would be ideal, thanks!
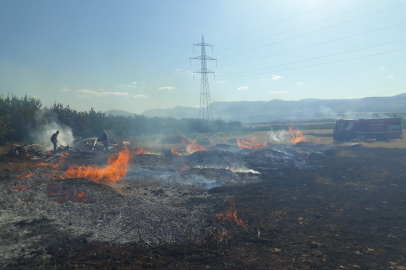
[220,129,406,148]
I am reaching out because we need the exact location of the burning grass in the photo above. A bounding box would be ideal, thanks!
[289,126,305,144]
[65,147,131,185]
[215,198,248,230]
[171,140,207,156]
[11,185,30,192]
[186,141,207,154]
[171,147,182,156]
[16,172,34,179]
[237,139,268,151]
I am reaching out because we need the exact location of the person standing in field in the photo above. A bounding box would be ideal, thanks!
[100,130,109,150]
[51,130,59,152]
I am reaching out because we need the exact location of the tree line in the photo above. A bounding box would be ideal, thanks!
[0,94,243,144]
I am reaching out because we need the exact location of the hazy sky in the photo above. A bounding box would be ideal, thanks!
[1,0,405,114]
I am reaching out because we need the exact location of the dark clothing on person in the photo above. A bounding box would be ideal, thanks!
[101,133,109,150]
[51,132,58,152]
[101,133,108,142]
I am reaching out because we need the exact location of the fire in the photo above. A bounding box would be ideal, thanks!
[180,167,186,171]
[17,172,34,179]
[186,141,207,155]
[12,185,30,192]
[181,139,186,145]
[237,139,268,151]
[37,162,59,169]
[65,147,131,185]
[289,126,305,144]
[46,151,52,155]
[54,194,69,203]
[215,199,248,230]
[132,148,153,155]
[36,151,70,169]
[171,147,182,156]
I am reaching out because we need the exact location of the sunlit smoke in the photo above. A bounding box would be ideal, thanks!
[268,129,289,143]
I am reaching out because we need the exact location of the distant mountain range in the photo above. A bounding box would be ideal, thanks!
[107,94,406,123]
[105,110,137,117]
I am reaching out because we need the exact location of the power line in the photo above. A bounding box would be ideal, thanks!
[221,48,406,79]
[215,0,341,46]
[217,39,406,77]
[155,58,189,87]
[208,0,272,32]
[216,0,384,53]
[219,21,406,67]
[217,1,406,60]
[373,86,406,96]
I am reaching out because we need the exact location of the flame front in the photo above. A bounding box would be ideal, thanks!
[12,185,30,192]
[132,148,153,155]
[215,199,248,230]
[237,139,268,151]
[171,147,182,156]
[65,147,131,185]
[186,141,207,155]
[289,126,305,144]
[17,172,34,179]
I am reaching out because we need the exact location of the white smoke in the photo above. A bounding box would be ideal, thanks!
[268,129,290,143]
[31,122,74,149]
[316,106,388,120]
[28,110,75,150]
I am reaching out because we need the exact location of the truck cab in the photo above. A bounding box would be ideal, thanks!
[333,119,356,141]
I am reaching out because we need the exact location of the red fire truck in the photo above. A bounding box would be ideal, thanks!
[333,117,403,141]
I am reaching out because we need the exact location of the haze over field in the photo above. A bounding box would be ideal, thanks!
[1,0,406,115]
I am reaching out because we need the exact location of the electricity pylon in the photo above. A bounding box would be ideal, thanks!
[190,35,217,121]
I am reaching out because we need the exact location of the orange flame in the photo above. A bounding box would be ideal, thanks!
[12,185,30,192]
[186,142,207,155]
[181,139,186,145]
[132,148,153,155]
[65,147,131,185]
[180,167,186,171]
[237,139,268,151]
[54,194,69,203]
[17,172,34,179]
[171,147,182,156]
[288,126,305,144]
[215,199,248,230]
[36,151,70,169]
[46,151,52,155]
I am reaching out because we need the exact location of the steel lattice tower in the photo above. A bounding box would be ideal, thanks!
[190,35,217,121]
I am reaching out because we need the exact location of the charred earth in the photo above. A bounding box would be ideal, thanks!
[1,139,406,269]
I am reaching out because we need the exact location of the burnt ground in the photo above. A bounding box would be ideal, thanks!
[1,145,406,269]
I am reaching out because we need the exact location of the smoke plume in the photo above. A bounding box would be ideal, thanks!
[28,110,75,149]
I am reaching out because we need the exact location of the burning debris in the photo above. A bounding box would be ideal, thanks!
[16,172,34,179]
[215,199,248,230]
[171,147,182,156]
[171,140,207,156]
[289,126,306,144]
[11,185,30,192]
[65,147,131,185]
[186,141,207,154]
[237,138,268,150]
